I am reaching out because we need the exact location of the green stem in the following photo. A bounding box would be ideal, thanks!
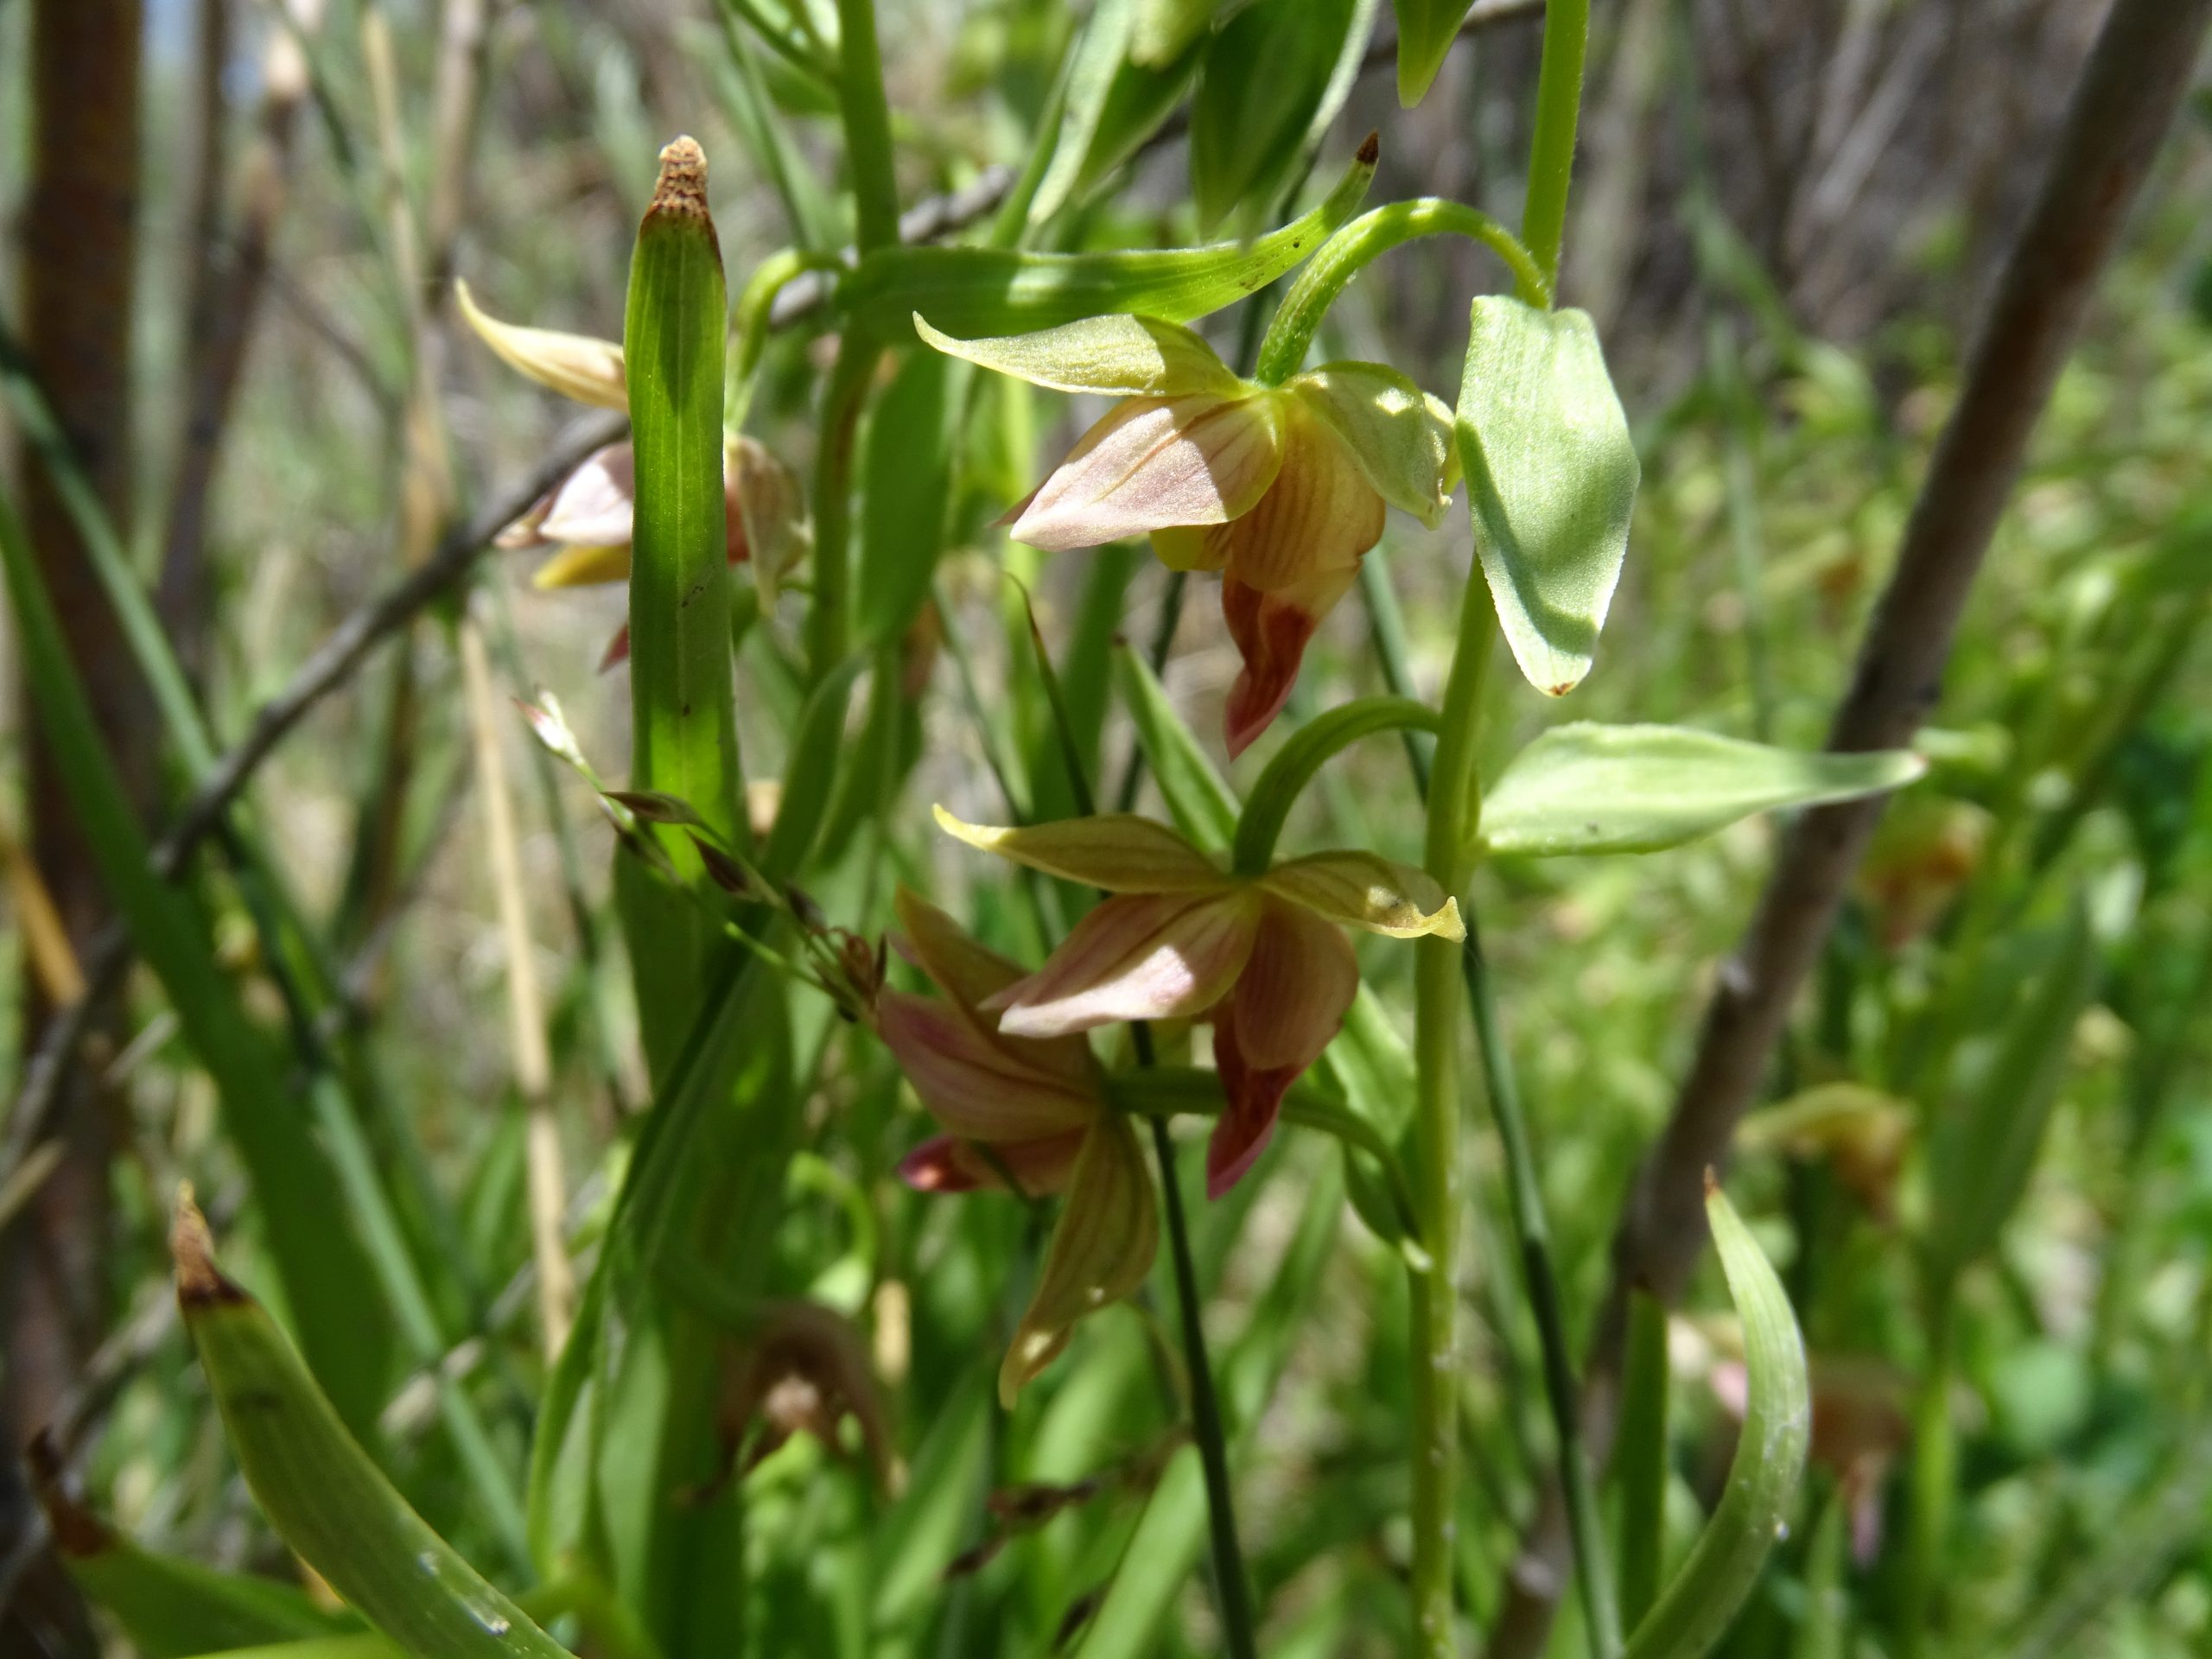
[1464,920,1623,1659]
[1519,0,1592,291]
[1901,1286,1957,1659]
[1407,571,1496,1656]
[1255,200,1548,385]
[805,337,876,682]
[834,0,900,251]
[1616,1289,1671,1630]
[1146,1109,1260,1659]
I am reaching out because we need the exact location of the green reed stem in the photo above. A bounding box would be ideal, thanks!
[834,0,900,251]
[806,338,875,682]
[1407,569,1496,1656]
[1254,200,1548,385]
[1520,0,1592,290]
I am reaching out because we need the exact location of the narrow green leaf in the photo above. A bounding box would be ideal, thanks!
[1923,899,2105,1287]
[856,347,963,649]
[1478,723,1925,857]
[1621,1180,1810,1659]
[0,488,390,1430]
[1616,1290,1671,1629]
[1115,643,1239,850]
[1133,0,1221,65]
[1190,0,1356,232]
[1457,296,1640,696]
[31,1439,356,1658]
[1032,0,1203,223]
[1392,0,1469,106]
[620,137,743,1080]
[760,652,870,880]
[1230,695,1438,873]
[842,139,1377,339]
[173,1202,570,1659]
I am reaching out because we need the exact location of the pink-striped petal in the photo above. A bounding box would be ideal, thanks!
[1229,898,1358,1072]
[1206,1004,1298,1198]
[1208,401,1384,593]
[987,891,1261,1037]
[877,991,1094,1141]
[1009,394,1284,551]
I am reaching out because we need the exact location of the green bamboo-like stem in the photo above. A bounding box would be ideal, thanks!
[1901,1287,1957,1658]
[1253,199,1548,386]
[805,337,876,682]
[1463,921,1624,1658]
[835,0,900,251]
[1407,573,1495,1656]
[1519,0,1592,289]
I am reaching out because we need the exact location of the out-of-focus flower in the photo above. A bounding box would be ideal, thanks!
[917,313,1457,755]
[458,283,810,650]
[1735,1083,1910,1220]
[877,887,1156,1405]
[714,1300,893,1488]
[931,808,1461,1196]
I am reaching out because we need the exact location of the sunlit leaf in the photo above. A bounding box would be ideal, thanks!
[1478,723,1924,857]
[1457,296,1640,696]
[1189,0,1356,232]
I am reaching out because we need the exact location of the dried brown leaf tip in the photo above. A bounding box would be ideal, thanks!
[650,136,711,223]
[1702,1165,1720,1201]
[171,1184,243,1307]
[1357,130,1380,167]
[26,1430,110,1557]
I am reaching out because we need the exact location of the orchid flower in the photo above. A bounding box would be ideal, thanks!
[931,807,1463,1196]
[916,312,1459,755]
[457,281,809,636]
[877,887,1157,1406]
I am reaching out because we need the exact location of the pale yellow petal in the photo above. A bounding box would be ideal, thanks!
[455,279,627,410]
[915,312,1242,397]
[1261,850,1464,939]
[532,543,633,589]
[1009,394,1284,551]
[931,805,1227,892]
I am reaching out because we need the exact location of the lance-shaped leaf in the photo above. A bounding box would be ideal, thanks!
[1621,1179,1810,1659]
[933,804,1230,891]
[1458,296,1640,696]
[1478,723,1925,857]
[172,1198,569,1659]
[843,137,1376,339]
[1034,0,1205,222]
[620,136,745,1077]
[1392,0,1470,107]
[1190,0,1357,232]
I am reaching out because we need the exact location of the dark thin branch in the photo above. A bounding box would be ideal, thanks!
[1489,0,2212,1649]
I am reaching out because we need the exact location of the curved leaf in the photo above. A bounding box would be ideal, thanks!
[1478,723,1924,857]
[1457,296,1639,697]
[1190,0,1357,232]
[1621,1179,1810,1659]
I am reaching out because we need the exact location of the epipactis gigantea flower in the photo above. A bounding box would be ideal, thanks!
[916,312,1458,756]
[932,806,1463,1196]
[457,281,810,638]
[877,887,1157,1406]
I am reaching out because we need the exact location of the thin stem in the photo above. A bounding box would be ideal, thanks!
[1255,200,1548,385]
[1463,921,1623,1659]
[1407,569,1496,1656]
[806,338,876,682]
[1146,1110,1260,1659]
[1519,0,1592,291]
[835,0,900,251]
[1901,1287,1957,1659]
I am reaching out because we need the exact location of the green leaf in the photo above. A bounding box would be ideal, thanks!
[1190,0,1356,232]
[1923,898,2107,1287]
[0,488,391,1432]
[760,652,871,881]
[1457,296,1640,696]
[1032,0,1202,223]
[1391,0,1467,106]
[856,347,963,649]
[1478,723,1925,857]
[914,311,1239,397]
[842,139,1376,340]
[1115,643,1239,850]
[31,1442,357,1659]
[1621,1180,1810,1659]
[174,1204,570,1659]
[1132,0,1221,65]
[1231,695,1438,873]
[1616,1289,1671,1629]
[620,138,744,1081]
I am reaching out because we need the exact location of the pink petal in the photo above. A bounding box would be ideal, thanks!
[890,888,1093,1085]
[1209,403,1384,593]
[1229,898,1357,1073]
[898,1128,1088,1198]
[538,442,637,547]
[878,991,1096,1141]
[1220,565,1358,758]
[1010,394,1283,551]
[1206,1004,1298,1198]
[987,891,1260,1037]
